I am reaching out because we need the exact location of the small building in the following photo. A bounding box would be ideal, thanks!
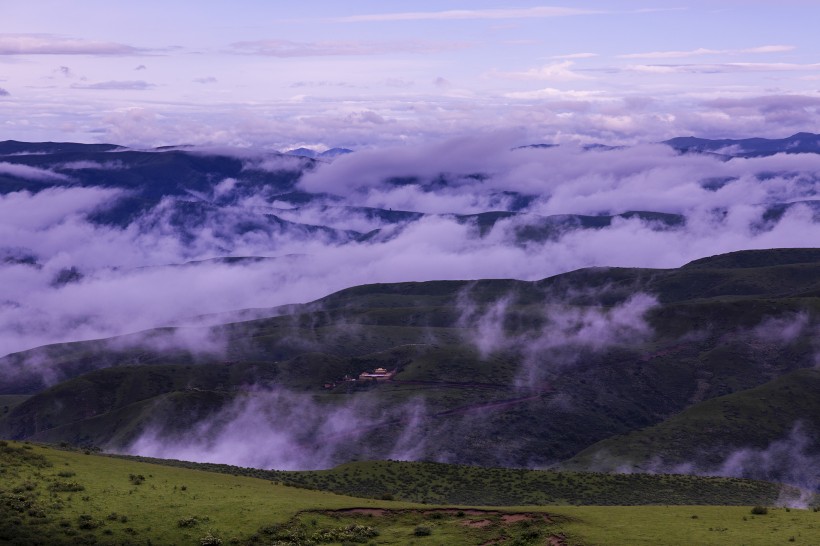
[358,367,394,381]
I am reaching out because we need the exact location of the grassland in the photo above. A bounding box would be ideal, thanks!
[554,505,820,546]
[2,441,819,545]
[117,457,799,507]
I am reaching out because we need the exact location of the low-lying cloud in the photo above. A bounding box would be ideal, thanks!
[126,388,428,470]
[0,162,71,181]
[0,138,818,377]
[457,288,657,385]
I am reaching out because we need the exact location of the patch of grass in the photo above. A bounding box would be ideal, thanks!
[555,505,820,546]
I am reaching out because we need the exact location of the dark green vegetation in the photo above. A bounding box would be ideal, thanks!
[2,441,818,546]
[1,248,819,478]
[565,368,820,471]
[113,456,801,507]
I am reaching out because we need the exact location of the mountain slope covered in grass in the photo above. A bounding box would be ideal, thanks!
[0,249,817,481]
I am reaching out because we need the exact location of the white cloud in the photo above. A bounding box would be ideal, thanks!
[619,44,795,59]
[551,52,598,60]
[504,87,605,100]
[334,7,601,23]
[229,39,469,57]
[71,80,155,90]
[625,62,820,74]
[0,162,70,181]
[490,61,591,81]
[0,33,141,55]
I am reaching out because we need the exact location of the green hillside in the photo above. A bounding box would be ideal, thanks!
[1,249,818,473]
[1,441,818,546]
[564,368,820,471]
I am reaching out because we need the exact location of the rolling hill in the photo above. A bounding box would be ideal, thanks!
[1,249,818,482]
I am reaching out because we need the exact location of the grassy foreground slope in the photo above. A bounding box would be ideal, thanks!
[1,441,819,546]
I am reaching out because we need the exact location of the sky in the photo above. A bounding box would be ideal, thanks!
[2,0,820,149]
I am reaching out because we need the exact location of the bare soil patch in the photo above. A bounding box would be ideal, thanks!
[464,518,493,528]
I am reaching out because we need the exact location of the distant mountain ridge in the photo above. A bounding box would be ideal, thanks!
[284,147,353,159]
[663,132,820,156]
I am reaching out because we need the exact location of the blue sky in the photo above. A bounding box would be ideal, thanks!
[2,1,820,148]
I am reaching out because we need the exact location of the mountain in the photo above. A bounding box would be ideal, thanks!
[663,132,820,157]
[2,136,820,486]
[0,140,125,155]
[1,248,818,482]
[284,147,319,158]
[319,147,353,158]
[284,147,353,159]
[0,144,308,226]
[564,369,820,474]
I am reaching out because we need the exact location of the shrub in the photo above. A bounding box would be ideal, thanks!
[750,506,768,515]
[179,516,199,528]
[200,530,223,545]
[77,514,100,530]
[49,480,85,492]
[414,526,432,536]
[13,481,37,492]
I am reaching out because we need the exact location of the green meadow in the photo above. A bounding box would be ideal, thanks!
[2,441,818,545]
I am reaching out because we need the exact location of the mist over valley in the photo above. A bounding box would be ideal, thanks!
[0,137,818,504]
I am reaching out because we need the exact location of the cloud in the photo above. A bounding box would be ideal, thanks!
[71,80,155,90]
[433,76,452,88]
[135,64,147,70]
[490,61,591,81]
[625,62,820,74]
[289,80,356,89]
[0,33,141,55]
[618,44,795,59]
[1,138,820,363]
[0,162,70,181]
[333,7,601,23]
[504,87,605,100]
[384,77,414,88]
[456,288,657,384]
[551,52,598,60]
[193,76,217,84]
[229,39,469,57]
[0,87,8,96]
[57,160,124,171]
[124,388,429,470]
[702,94,820,112]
